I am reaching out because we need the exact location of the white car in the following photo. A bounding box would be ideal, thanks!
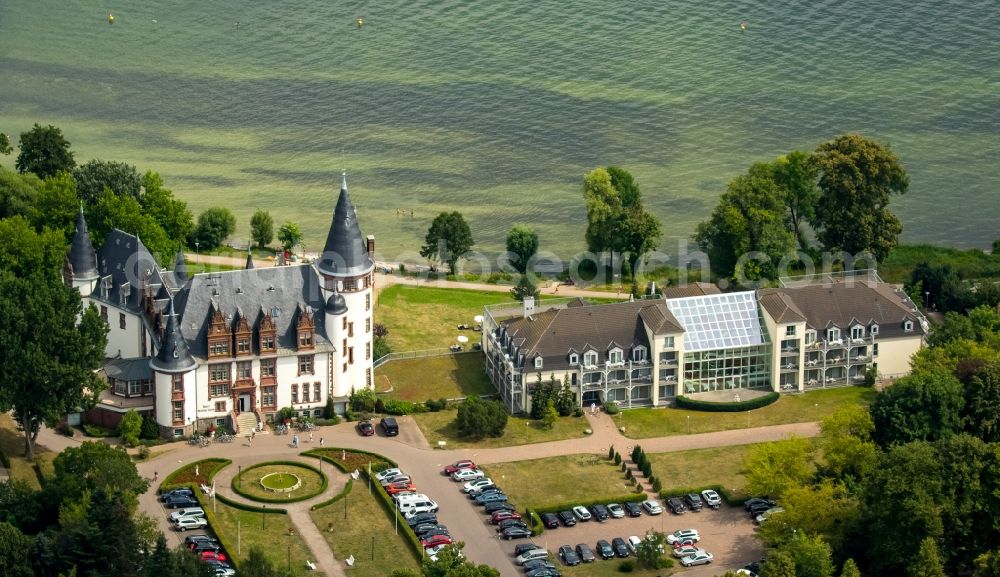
[680,550,714,567]
[701,489,723,508]
[451,468,484,482]
[672,545,705,558]
[463,478,494,493]
[172,516,208,531]
[572,505,592,521]
[755,507,785,524]
[641,499,663,515]
[607,503,625,518]
[375,468,403,483]
[666,529,700,546]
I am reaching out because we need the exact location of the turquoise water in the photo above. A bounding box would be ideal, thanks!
[1,0,998,258]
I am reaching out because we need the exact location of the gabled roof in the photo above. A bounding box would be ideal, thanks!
[758,290,807,324]
[316,171,375,278]
[105,357,154,381]
[94,230,159,312]
[67,205,99,281]
[662,282,721,300]
[773,279,925,338]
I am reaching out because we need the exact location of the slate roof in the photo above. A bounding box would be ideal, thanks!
[662,282,721,300]
[173,246,188,282]
[173,264,331,357]
[316,171,375,278]
[67,206,99,280]
[105,357,153,381]
[151,297,197,373]
[767,279,926,339]
[499,299,682,370]
[93,230,160,313]
[758,291,807,324]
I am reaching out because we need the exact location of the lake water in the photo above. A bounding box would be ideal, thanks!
[1,0,997,259]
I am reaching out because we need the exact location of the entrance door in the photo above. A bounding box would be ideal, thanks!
[239,394,251,413]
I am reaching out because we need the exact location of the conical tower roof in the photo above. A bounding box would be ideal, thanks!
[316,171,374,278]
[67,204,99,281]
[174,244,188,282]
[245,247,255,270]
[151,298,197,373]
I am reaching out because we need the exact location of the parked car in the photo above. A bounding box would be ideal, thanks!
[596,540,615,560]
[189,541,222,554]
[525,567,561,577]
[611,537,630,557]
[748,502,774,517]
[381,475,412,488]
[572,505,592,522]
[755,507,785,524]
[463,478,494,493]
[200,551,228,563]
[744,497,775,511]
[680,550,714,567]
[514,548,550,565]
[385,481,417,495]
[558,545,581,566]
[607,503,625,519]
[213,567,236,577]
[169,507,206,522]
[474,491,507,504]
[501,526,533,540]
[484,501,516,514]
[685,493,704,511]
[491,510,522,524]
[375,468,404,483]
[539,512,560,529]
[443,460,476,475]
[451,468,484,482]
[701,489,723,509]
[420,534,453,548]
[589,504,610,521]
[468,486,500,498]
[185,534,218,546]
[627,535,644,554]
[405,512,437,527]
[642,499,664,515]
[160,488,194,502]
[416,527,450,541]
[666,529,701,546]
[623,501,643,517]
[165,495,199,509]
[173,516,209,531]
[425,544,462,562]
[515,543,543,557]
[665,497,686,514]
[412,523,448,537]
[557,510,577,526]
[575,543,596,563]
[497,519,528,532]
[522,559,557,572]
[672,545,706,558]
[380,417,399,436]
[356,420,374,436]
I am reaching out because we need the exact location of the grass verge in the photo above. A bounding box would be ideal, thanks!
[411,411,591,450]
[560,560,673,577]
[0,413,57,490]
[375,353,494,401]
[618,386,875,439]
[481,454,637,512]
[646,445,756,502]
[232,462,326,503]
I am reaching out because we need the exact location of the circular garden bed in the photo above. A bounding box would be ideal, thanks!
[232,461,327,503]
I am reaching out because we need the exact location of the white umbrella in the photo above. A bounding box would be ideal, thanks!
[474,315,484,323]
[457,335,469,343]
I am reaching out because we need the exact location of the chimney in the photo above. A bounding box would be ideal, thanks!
[366,235,375,260]
[649,281,657,297]
[523,296,535,319]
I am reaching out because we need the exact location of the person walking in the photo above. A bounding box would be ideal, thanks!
[320,437,325,447]
[309,431,314,443]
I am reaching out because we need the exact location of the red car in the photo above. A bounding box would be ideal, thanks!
[491,510,522,524]
[200,551,228,563]
[357,420,374,436]
[385,482,417,495]
[420,534,453,548]
[443,460,476,475]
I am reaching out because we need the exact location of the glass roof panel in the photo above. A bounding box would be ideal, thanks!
[666,291,767,352]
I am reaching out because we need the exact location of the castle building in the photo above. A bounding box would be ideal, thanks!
[64,172,375,437]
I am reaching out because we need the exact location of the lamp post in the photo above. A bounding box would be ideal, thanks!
[686,415,690,435]
[925,291,931,310]
[195,241,200,265]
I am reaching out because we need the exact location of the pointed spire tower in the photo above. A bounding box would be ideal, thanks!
[151,297,197,436]
[174,243,188,282]
[245,246,255,270]
[65,203,100,296]
[315,170,376,401]
[151,297,196,373]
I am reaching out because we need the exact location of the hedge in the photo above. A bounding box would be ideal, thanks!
[359,466,423,562]
[658,484,743,507]
[230,460,328,504]
[159,458,231,492]
[310,478,353,511]
[674,391,780,412]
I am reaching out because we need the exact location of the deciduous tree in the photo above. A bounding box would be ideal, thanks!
[118,409,142,447]
[277,221,303,252]
[761,550,797,577]
[773,150,820,249]
[455,396,506,439]
[911,537,946,577]
[0,166,42,221]
[420,211,474,275]
[782,532,834,577]
[0,132,12,155]
[870,369,965,448]
[745,436,815,499]
[840,559,862,577]
[47,442,147,506]
[505,224,539,274]
[251,209,275,249]
[819,406,877,487]
[509,273,539,302]
[139,171,194,243]
[812,134,908,262]
[88,189,174,265]
[16,124,75,178]
[964,361,1000,442]
[72,159,142,203]
[0,521,34,577]
[191,206,236,251]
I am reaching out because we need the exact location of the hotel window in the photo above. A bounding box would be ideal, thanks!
[348,322,354,337]
[172,401,183,421]
[302,385,310,403]
[299,331,313,347]
[662,336,675,348]
[633,347,647,362]
[129,380,143,395]
[366,294,371,310]
[261,334,275,352]
[210,382,229,397]
[366,342,371,360]
[873,343,880,357]
[870,324,879,336]
[209,363,230,383]
[261,358,276,377]
[348,347,354,364]
[904,320,914,332]
[172,374,184,392]
[343,362,348,373]
[584,352,598,368]
[343,339,348,356]
[851,326,864,340]
[344,279,356,291]
[298,355,314,375]
[100,306,108,323]
[291,384,298,404]
[262,386,276,407]
[215,401,226,413]
[314,382,321,402]
[342,317,348,330]
[805,330,816,346]
[366,368,372,387]
[237,337,250,354]
[569,353,579,366]
[827,328,841,342]
[366,318,371,333]
[534,357,543,369]
[237,361,252,380]
[114,379,126,395]
[785,326,796,337]
[609,349,623,364]
[210,341,230,356]
[119,313,126,329]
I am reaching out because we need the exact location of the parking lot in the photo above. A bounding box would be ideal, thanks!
[498,504,763,576]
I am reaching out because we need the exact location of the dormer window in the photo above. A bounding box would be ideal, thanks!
[299,331,313,347]
[632,347,647,362]
[609,348,623,364]
[534,357,543,369]
[785,326,796,337]
[827,328,841,342]
[569,353,579,366]
[662,336,675,348]
[870,324,879,336]
[851,325,864,340]
[805,330,816,345]
[903,320,914,332]
[584,351,598,368]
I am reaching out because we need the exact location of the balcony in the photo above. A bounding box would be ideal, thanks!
[779,363,799,372]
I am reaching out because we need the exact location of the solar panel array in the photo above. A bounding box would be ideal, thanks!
[666,291,767,351]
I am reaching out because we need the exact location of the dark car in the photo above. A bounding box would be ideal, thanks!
[165,495,199,509]
[611,537,630,558]
[357,420,374,436]
[685,493,704,511]
[412,523,448,537]
[497,519,528,532]
[484,501,516,514]
[184,534,218,546]
[160,488,194,502]
[558,545,581,566]
[596,540,615,560]
[525,568,561,577]
[557,510,577,526]
[514,543,543,557]
[405,512,437,527]
[575,543,596,563]
[501,526,533,540]
[590,504,610,522]
[380,417,399,436]
[666,497,687,514]
[744,497,775,511]
[416,527,450,540]
[623,502,643,517]
[474,491,508,504]
[539,512,560,529]
[468,487,502,499]
[749,502,774,517]
[522,559,557,572]
[189,541,221,554]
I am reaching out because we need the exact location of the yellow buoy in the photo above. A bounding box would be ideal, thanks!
[356,16,364,28]
[108,12,115,25]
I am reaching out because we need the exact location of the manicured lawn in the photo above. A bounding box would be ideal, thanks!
[309,479,420,577]
[375,284,516,351]
[375,353,494,401]
[235,463,325,502]
[0,413,56,491]
[561,560,674,577]
[618,386,875,439]
[481,455,636,511]
[647,445,755,502]
[411,411,592,450]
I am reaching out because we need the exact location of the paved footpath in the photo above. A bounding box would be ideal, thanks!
[33,417,818,577]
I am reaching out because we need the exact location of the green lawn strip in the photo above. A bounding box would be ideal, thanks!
[231,461,327,503]
[646,445,755,503]
[0,413,56,491]
[618,386,875,439]
[411,411,591,449]
[375,354,494,401]
[481,455,642,512]
[302,448,395,472]
[158,458,230,492]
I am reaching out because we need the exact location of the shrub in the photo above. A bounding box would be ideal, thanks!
[631,445,642,463]
[82,423,114,437]
[314,416,340,426]
[324,396,336,419]
[382,398,426,415]
[652,478,662,493]
[140,413,160,440]
[276,406,296,423]
[605,401,620,415]
[137,445,151,460]
[625,469,633,481]
[614,453,622,466]
[674,391,780,412]
[618,560,635,572]
[425,398,446,412]
[608,446,615,460]
[640,462,652,478]
[573,406,585,417]
[455,396,507,439]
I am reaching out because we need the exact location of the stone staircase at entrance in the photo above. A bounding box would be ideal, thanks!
[235,412,258,435]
